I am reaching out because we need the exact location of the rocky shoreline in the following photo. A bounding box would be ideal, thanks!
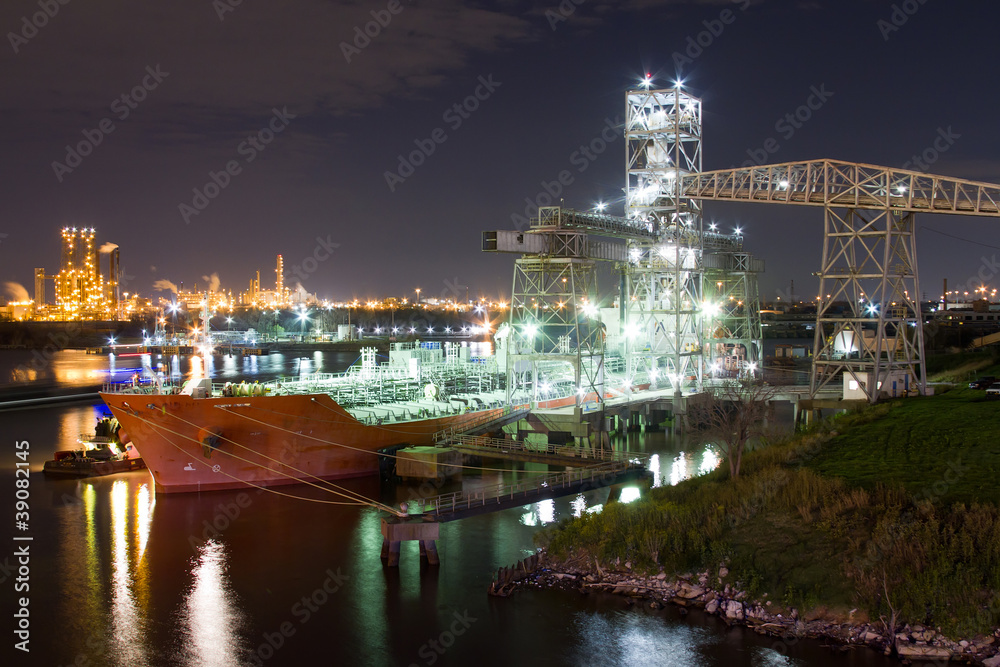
[492,551,1000,665]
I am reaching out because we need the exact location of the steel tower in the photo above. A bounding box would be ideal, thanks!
[622,84,704,394]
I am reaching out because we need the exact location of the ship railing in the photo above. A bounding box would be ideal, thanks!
[101,380,179,395]
[414,463,634,516]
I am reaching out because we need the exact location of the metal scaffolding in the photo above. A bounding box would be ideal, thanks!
[811,207,924,400]
[703,236,765,377]
[678,159,1000,402]
[487,208,608,408]
[622,85,705,395]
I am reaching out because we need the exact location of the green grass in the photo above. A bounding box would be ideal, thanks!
[808,389,1000,504]
[925,348,1000,381]
[541,388,1000,635]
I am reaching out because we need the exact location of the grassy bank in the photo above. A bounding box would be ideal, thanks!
[542,389,1000,636]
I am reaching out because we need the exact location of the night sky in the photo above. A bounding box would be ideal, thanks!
[2,0,999,306]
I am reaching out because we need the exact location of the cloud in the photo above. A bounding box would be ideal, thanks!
[0,1,533,142]
[2,282,30,302]
[153,279,178,294]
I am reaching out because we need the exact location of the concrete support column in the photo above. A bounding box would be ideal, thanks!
[420,539,440,565]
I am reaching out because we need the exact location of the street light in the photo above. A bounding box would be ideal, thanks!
[297,310,310,341]
[415,287,421,306]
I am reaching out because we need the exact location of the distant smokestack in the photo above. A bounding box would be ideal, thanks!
[943,278,948,309]
[108,248,120,318]
[34,268,45,308]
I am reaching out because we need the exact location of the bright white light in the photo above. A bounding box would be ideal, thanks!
[595,201,607,212]
[619,487,641,504]
[734,226,743,236]
[409,327,417,333]
[640,74,653,88]
[709,223,718,231]
[522,324,537,339]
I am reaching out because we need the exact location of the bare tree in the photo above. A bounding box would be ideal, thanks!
[687,378,777,479]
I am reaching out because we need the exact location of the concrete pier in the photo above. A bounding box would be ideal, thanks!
[380,518,441,567]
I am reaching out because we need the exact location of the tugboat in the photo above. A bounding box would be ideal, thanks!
[43,415,146,478]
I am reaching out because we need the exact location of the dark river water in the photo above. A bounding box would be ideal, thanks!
[0,348,894,666]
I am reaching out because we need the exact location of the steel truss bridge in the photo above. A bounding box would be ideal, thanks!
[678,159,1000,401]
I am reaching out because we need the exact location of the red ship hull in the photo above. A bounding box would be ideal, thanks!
[100,392,504,494]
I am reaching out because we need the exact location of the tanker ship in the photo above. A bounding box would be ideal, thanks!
[100,342,529,494]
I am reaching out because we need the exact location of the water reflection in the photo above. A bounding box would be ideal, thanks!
[520,498,557,526]
[178,540,246,667]
[109,479,148,666]
[569,609,715,665]
[0,348,374,390]
[753,646,808,665]
[648,445,722,489]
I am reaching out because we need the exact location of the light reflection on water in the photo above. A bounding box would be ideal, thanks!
[178,540,246,667]
[0,348,363,387]
[109,479,147,666]
[649,445,722,489]
[569,610,715,666]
